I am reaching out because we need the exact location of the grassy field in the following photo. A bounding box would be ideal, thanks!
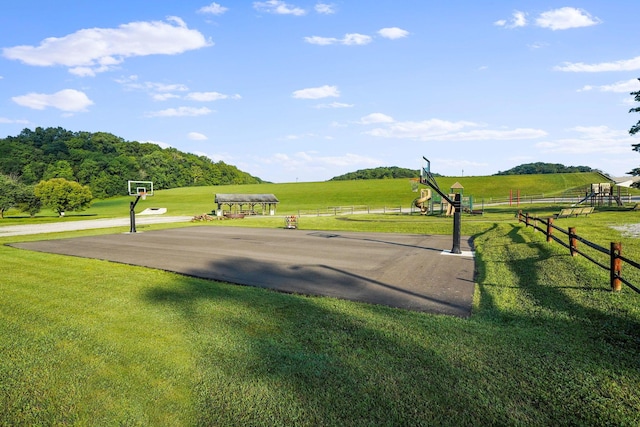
[1,174,640,425]
[0,172,614,223]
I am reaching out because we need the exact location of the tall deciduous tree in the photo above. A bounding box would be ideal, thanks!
[0,174,21,219]
[34,178,92,216]
[631,78,640,136]
[628,78,640,176]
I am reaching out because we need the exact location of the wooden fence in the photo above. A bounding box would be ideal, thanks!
[296,205,404,216]
[517,211,640,294]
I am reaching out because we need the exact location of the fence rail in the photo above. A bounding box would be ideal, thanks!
[517,211,640,294]
[296,205,406,216]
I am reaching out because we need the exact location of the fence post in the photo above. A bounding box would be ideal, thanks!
[546,217,554,242]
[569,227,578,257]
[610,242,622,292]
[525,213,530,227]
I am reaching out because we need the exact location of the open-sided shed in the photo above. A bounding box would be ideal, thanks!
[214,194,280,216]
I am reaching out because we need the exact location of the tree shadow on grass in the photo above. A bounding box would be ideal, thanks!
[142,255,516,426]
[472,222,640,424]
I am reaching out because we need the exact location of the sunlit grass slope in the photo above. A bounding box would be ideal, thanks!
[2,172,609,222]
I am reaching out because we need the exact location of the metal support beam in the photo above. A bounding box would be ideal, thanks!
[451,193,462,254]
[129,195,141,233]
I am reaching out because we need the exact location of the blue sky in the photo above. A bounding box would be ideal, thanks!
[2,1,640,182]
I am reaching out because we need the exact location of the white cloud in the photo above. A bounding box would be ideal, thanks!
[198,2,228,15]
[363,117,546,141]
[0,117,30,124]
[343,33,372,45]
[378,27,409,40]
[151,83,190,92]
[12,89,93,112]
[578,78,640,93]
[292,85,339,99]
[304,36,338,45]
[494,11,527,29]
[535,126,632,154]
[536,7,601,30]
[528,42,548,50]
[263,151,380,171]
[253,0,306,16]
[152,93,181,101]
[185,91,241,101]
[2,17,211,76]
[555,56,640,72]
[145,106,213,117]
[315,3,335,14]
[283,133,318,140]
[305,33,372,45]
[188,131,209,140]
[315,102,353,109]
[359,113,394,124]
[496,8,600,31]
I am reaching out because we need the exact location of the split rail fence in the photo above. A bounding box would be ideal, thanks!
[517,211,640,294]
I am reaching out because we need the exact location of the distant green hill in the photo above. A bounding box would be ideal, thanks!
[0,127,263,198]
[495,162,596,175]
[329,166,422,181]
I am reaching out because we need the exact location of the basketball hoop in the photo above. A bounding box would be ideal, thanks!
[139,191,147,200]
[410,178,420,192]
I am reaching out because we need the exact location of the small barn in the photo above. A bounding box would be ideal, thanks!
[214,194,280,216]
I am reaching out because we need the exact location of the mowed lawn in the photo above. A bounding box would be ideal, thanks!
[1,176,640,425]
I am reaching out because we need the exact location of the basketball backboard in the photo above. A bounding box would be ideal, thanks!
[127,180,154,197]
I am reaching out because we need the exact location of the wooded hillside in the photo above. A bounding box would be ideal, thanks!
[495,162,596,175]
[0,127,262,198]
[329,166,421,181]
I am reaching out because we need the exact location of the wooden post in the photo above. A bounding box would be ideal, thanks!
[518,210,522,223]
[569,227,577,257]
[610,242,622,292]
[546,217,553,242]
[525,212,530,227]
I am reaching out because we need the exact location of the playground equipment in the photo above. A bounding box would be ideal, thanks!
[415,181,475,216]
[573,182,623,207]
[127,180,153,233]
[419,157,462,254]
[413,188,432,214]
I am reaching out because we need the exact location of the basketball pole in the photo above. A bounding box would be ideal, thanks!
[129,194,142,233]
[421,156,462,254]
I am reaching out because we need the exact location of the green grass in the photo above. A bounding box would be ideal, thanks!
[2,175,640,425]
[0,172,615,225]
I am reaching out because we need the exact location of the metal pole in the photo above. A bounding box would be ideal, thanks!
[451,192,462,254]
[130,196,140,233]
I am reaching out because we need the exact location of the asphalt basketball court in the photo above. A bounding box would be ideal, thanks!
[9,226,476,317]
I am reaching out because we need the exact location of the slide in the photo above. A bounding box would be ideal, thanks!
[572,191,595,207]
[413,188,432,214]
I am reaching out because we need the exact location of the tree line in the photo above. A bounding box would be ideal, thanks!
[494,162,596,176]
[0,127,262,199]
[330,166,422,181]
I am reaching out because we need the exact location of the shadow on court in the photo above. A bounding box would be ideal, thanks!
[8,226,476,317]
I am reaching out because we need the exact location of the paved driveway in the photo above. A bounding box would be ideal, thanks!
[9,226,476,317]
